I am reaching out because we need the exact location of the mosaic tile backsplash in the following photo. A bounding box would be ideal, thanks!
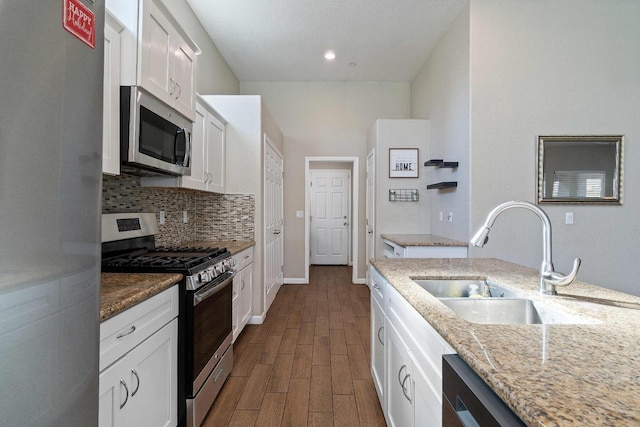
[102,174,255,246]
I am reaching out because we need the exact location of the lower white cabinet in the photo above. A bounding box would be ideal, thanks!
[232,247,254,342]
[369,266,455,427]
[99,286,179,427]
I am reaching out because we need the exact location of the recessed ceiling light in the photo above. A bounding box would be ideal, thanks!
[324,50,336,61]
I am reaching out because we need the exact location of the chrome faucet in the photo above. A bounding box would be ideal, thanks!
[470,201,581,295]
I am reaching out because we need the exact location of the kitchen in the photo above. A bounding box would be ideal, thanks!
[1,0,640,426]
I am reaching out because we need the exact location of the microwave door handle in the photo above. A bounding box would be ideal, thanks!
[184,130,191,167]
[175,128,185,165]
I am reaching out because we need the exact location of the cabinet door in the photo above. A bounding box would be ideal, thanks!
[172,34,197,120]
[181,102,207,191]
[239,263,253,328]
[386,320,413,427]
[127,318,178,427]
[139,0,172,105]
[103,14,122,176]
[205,113,225,193]
[410,351,443,426]
[371,297,386,410]
[99,356,131,427]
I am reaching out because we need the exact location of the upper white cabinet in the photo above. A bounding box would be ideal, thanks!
[103,11,124,175]
[107,0,200,121]
[141,96,226,193]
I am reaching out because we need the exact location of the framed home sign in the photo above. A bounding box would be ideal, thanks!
[389,148,419,178]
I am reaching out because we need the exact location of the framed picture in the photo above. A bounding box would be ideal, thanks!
[389,148,419,178]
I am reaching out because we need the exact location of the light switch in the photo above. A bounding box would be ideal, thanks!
[159,211,165,225]
[296,210,304,219]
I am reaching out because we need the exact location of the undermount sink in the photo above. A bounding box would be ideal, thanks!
[439,298,599,325]
[413,278,600,325]
[413,279,521,298]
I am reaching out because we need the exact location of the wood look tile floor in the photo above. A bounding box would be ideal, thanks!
[201,265,386,427]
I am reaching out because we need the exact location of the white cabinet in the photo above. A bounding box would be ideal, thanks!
[99,286,179,427]
[369,265,455,427]
[139,0,196,119]
[382,239,468,259]
[107,0,199,121]
[232,247,254,342]
[370,267,387,410]
[103,12,124,175]
[141,96,226,193]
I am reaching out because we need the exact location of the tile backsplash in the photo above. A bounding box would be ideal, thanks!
[102,174,254,246]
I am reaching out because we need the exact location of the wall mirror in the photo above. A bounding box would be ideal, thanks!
[537,135,623,204]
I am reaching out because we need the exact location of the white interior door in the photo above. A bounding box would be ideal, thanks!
[310,170,350,265]
[366,150,375,267]
[264,137,283,312]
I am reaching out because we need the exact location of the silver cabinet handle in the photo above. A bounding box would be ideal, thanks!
[175,81,182,99]
[131,369,140,396]
[377,326,384,345]
[119,379,129,409]
[116,325,136,339]
[398,365,406,387]
[169,78,176,96]
[241,279,246,291]
[401,373,412,402]
[373,283,380,290]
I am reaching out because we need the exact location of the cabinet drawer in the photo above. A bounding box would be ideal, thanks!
[234,247,254,271]
[100,286,179,371]
[369,267,386,307]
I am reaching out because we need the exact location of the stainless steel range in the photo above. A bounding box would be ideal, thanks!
[102,213,234,427]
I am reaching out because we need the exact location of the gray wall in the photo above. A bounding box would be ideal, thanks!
[467,0,640,295]
[411,2,470,243]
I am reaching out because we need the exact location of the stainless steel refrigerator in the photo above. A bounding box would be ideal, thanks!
[0,0,104,425]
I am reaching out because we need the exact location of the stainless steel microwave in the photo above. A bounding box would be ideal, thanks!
[120,86,192,176]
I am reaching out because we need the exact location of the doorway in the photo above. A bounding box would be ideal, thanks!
[309,169,351,265]
[305,157,359,285]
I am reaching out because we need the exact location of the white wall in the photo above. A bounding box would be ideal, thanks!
[161,0,239,94]
[411,2,470,243]
[368,120,431,258]
[468,0,640,295]
[240,82,410,281]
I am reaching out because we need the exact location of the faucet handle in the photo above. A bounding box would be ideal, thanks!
[546,258,581,287]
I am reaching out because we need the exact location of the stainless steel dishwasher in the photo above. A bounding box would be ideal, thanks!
[442,354,525,427]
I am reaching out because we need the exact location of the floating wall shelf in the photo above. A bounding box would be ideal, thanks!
[424,159,459,168]
[427,181,458,190]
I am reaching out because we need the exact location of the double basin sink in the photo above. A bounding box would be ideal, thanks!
[414,279,598,325]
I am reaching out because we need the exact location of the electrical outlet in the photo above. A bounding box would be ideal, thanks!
[296,210,304,219]
[439,211,443,222]
[183,211,188,223]
[565,212,574,225]
[159,211,165,225]
[448,212,453,223]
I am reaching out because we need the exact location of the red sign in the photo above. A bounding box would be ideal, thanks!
[63,0,96,49]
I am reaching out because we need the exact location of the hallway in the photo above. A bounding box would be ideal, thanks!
[202,265,386,426]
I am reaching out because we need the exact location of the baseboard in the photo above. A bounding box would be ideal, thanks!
[248,313,265,325]
[354,277,366,285]
[284,278,308,284]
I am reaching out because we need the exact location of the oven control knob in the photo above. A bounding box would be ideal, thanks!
[198,273,203,284]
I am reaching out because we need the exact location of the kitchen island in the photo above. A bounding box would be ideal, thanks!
[371,257,640,426]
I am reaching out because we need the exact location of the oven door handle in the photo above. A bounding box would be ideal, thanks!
[193,272,235,306]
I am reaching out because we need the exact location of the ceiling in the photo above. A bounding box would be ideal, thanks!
[186,0,467,82]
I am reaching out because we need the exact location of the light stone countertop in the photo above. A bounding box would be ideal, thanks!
[370,257,640,426]
[381,233,468,247]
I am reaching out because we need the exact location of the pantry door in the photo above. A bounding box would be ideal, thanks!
[310,170,350,265]
[264,136,284,312]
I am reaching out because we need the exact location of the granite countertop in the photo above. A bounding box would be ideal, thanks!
[381,233,468,247]
[100,273,182,322]
[370,257,640,426]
